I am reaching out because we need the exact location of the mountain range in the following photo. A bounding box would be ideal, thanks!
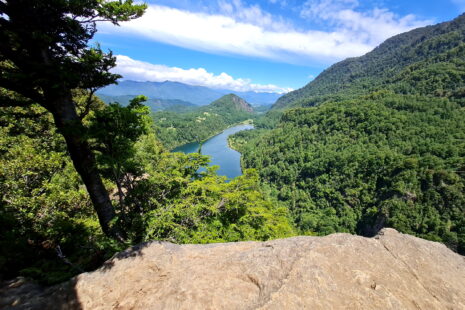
[97,94,196,112]
[97,80,282,107]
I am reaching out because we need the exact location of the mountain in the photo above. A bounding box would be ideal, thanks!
[228,91,282,106]
[97,80,282,106]
[210,94,254,113]
[97,94,196,113]
[4,229,465,309]
[97,81,221,106]
[154,94,254,149]
[273,13,465,109]
[233,13,465,253]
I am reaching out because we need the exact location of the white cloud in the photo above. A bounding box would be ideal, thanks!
[99,3,429,64]
[113,55,293,93]
[301,0,431,46]
[216,0,291,31]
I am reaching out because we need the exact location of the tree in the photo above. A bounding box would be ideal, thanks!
[89,95,150,210]
[0,0,147,239]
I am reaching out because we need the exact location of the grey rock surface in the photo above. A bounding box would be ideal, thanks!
[2,228,465,309]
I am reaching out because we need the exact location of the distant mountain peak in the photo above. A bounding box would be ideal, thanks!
[97,80,282,106]
[211,94,253,113]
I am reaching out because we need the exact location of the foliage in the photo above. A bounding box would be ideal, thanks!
[0,97,294,284]
[88,96,151,209]
[0,103,121,284]
[154,94,255,149]
[236,93,465,253]
[232,13,465,255]
[133,165,294,244]
[0,0,147,237]
[274,14,465,110]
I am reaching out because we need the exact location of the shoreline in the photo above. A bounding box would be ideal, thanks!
[170,120,254,152]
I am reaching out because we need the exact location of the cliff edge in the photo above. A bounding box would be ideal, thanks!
[2,228,464,309]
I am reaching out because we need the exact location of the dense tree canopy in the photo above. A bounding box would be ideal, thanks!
[0,98,294,283]
[233,13,465,254]
[273,13,465,110]
[0,0,146,237]
[234,94,465,254]
[154,94,254,149]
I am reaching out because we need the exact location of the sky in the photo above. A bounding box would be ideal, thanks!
[94,0,465,93]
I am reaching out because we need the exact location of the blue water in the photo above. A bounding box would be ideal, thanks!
[172,124,254,179]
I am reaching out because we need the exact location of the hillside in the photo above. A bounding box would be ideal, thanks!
[154,94,254,149]
[2,0,465,300]
[233,13,465,254]
[273,13,465,109]
[210,94,254,113]
[2,229,465,309]
[97,80,282,106]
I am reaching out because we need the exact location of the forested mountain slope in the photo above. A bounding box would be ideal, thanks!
[154,94,254,149]
[209,94,254,113]
[233,13,465,254]
[274,13,465,109]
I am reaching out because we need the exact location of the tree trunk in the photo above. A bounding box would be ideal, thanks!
[47,90,122,240]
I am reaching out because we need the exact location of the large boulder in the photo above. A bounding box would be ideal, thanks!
[2,229,465,309]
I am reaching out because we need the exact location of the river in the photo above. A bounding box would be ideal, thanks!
[172,124,254,179]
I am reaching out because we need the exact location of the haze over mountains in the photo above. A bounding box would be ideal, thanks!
[97,80,283,107]
[97,94,196,113]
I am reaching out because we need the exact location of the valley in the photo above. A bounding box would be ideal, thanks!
[1,2,464,307]
[173,124,254,179]
[153,94,256,149]
[232,13,465,252]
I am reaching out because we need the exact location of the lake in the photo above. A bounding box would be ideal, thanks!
[172,124,254,179]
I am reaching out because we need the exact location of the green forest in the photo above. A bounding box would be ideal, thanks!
[0,1,291,284]
[232,13,465,253]
[153,94,255,149]
[0,92,293,284]
[233,93,465,252]
[1,0,464,288]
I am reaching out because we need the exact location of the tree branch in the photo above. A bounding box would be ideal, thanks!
[78,88,96,120]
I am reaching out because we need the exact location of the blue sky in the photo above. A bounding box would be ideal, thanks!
[95,0,465,93]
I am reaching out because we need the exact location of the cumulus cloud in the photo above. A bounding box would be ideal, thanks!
[113,55,293,93]
[217,0,291,31]
[98,2,429,64]
[301,0,431,45]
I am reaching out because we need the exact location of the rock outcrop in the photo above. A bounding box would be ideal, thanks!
[2,229,465,309]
